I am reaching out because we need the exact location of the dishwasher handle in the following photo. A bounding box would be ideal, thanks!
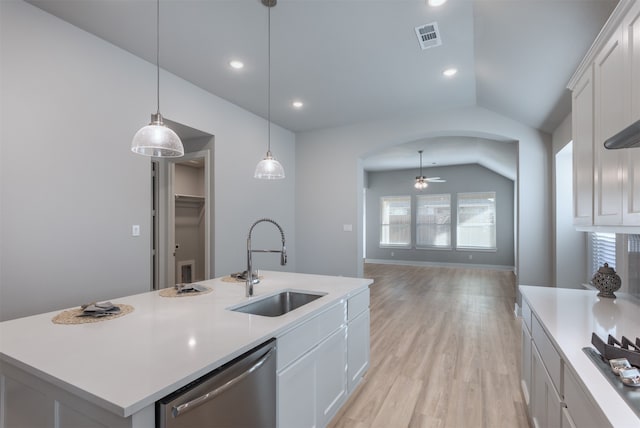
[171,347,275,418]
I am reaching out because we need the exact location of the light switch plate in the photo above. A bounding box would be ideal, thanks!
[132,225,140,236]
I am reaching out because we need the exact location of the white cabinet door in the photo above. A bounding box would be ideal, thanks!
[628,0,640,122]
[572,67,595,226]
[594,26,626,225]
[531,345,561,428]
[347,309,370,393]
[622,1,640,224]
[316,328,348,427]
[277,348,317,428]
[521,320,532,409]
[563,367,610,428]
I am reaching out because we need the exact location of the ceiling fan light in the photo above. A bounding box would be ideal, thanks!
[415,176,428,190]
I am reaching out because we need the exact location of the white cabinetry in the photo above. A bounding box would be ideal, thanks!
[277,301,347,428]
[0,362,153,428]
[520,299,532,407]
[569,0,640,227]
[572,67,594,226]
[630,1,640,122]
[277,288,370,428]
[520,296,611,428]
[528,312,563,428]
[563,366,609,428]
[593,26,626,225]
[531,345,562,428]
[622,0,640,224]
[347,289,370,393]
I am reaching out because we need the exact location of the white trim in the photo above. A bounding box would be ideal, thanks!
[575,225,640,234]
[365,258,515,272]
[567,0,635,90]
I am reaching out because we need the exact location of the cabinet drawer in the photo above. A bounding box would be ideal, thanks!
[531,314,562,396]
[347,289,369,321]
[522,298,532,334]
[564,367,610,428]
[277,301,346,371]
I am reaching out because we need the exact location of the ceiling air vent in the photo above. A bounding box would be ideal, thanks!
[415,22,442,50]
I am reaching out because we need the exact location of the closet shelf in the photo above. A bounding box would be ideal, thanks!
[175,194,205,206]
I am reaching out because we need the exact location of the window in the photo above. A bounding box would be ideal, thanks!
[416,194,451,248]
[380,196,411,247]
[456,192,496,250]
[591,232,616,274]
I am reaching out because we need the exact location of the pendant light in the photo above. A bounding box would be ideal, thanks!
[131,0,184,158]
[254,0,285,179]
[415,150,428,190]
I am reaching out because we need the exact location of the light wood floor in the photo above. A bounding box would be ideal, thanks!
[329,264,529,428]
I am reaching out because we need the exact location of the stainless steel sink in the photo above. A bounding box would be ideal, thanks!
[230,290,326,317]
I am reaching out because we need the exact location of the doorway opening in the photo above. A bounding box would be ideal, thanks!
[151,120,214,290]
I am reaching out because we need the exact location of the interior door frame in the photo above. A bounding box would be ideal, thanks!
[157,149,211,289]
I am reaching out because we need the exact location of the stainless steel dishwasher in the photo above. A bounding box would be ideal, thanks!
[157,339,276,428]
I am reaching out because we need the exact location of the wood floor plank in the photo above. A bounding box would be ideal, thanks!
[328,264,529,428]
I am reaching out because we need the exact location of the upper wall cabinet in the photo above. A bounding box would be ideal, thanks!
[569,0,640,227]
[572,66,594,226]
[622,0,640,224]
[593,25,626,225]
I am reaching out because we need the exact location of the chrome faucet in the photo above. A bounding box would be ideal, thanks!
[246,218,287,297]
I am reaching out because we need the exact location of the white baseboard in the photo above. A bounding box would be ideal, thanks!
[365,258,515,272]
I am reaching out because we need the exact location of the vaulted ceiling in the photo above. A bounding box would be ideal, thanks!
[26,0,617,176]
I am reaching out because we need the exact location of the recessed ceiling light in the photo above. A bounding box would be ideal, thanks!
[428,0,448,6]
[443,68,458,77]
[229,60,244,69]
[292,101,304,109]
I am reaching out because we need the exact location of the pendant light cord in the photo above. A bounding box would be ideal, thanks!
[267,3,271,153]
[156,0,160,115]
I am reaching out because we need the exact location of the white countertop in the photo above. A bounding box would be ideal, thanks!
[0,271,372,418]
[520,285,640,427]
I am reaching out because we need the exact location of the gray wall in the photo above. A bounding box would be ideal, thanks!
[366,164,515,268]
[0,0,296,320]
[295,106,551,287]
[552,114,587,288]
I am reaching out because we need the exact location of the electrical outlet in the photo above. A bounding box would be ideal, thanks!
[391,251,395,257]
[468,254,473,260]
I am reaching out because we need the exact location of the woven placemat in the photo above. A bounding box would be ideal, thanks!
[159,286,212,297]
[221,275,263,283]
[52,304,134,325]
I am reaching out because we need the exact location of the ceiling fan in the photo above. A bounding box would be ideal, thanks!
[414,150,446,190]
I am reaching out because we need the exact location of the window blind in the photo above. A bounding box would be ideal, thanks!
[379,196,411,247]
[591,232,616,274]
[416,194,451,248]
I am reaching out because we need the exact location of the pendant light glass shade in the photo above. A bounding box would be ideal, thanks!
[255,150,285,179]
[131,0,184,158]
[131,113,184,157]
[255,0,285,179]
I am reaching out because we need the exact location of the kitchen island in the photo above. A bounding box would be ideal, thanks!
[0,271,372,427]
[520,285,640,427]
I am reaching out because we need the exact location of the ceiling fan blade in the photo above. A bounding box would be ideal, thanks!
[426,178,446,182]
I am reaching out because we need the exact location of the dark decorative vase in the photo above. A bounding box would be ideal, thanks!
[591,263,621,298]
